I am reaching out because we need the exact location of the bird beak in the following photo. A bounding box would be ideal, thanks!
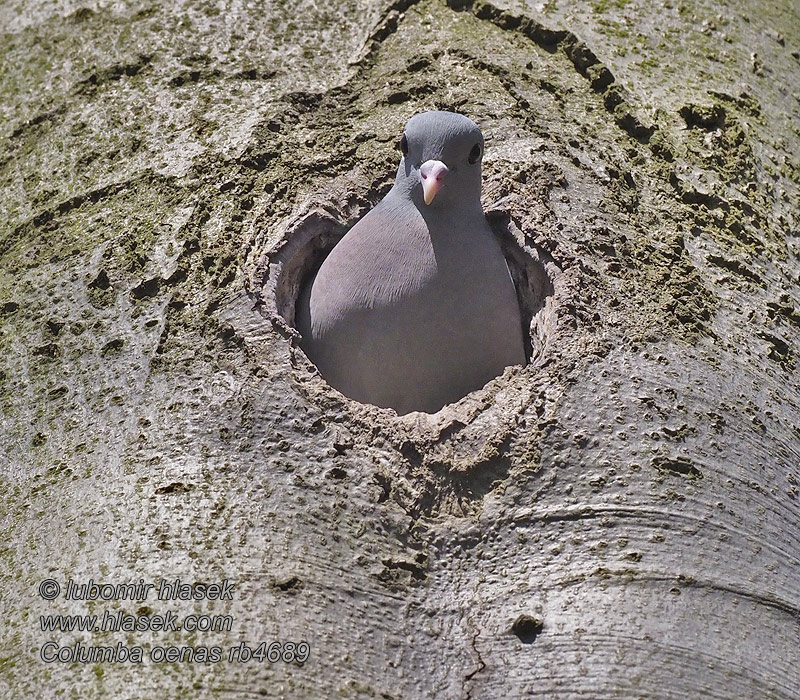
[420,160,449,205]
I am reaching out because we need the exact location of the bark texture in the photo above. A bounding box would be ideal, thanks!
[1,0,799,698]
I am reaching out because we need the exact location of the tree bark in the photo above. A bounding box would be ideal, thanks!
[2,0,799,698]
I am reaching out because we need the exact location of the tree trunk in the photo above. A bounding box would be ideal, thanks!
[2,0,798,698]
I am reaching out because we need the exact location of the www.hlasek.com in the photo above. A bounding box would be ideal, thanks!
[38,578,309,665]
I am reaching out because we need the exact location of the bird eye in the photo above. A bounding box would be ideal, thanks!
[400,134,409,156]
[468,143,481,164]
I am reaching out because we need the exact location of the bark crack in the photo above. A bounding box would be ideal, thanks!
[446,0,655,142]
[462,614,487,700]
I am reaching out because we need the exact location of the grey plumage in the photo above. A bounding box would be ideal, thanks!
[296,111,526,415]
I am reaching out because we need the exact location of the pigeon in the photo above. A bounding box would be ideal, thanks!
[296,111,526,415]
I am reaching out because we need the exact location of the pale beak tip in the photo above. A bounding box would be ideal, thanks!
[420,159,448,205]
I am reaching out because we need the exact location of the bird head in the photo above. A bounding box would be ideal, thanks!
[395,111,484,211]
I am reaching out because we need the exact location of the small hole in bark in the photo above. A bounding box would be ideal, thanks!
[511,614,543,644]
[273,576,303,593]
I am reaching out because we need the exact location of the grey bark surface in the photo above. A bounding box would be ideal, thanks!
[1,0,799,698]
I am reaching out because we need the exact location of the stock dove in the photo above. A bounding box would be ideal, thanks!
[296,111,526,414]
